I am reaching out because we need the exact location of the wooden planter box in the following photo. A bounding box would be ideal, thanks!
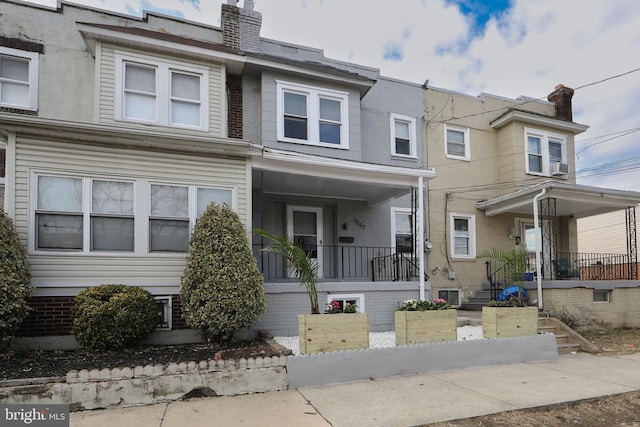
[482,306,538,339]
[298,313,369,354]
[395,309,457,346]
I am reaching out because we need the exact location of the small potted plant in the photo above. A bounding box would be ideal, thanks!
[254,229,369,354]
[395,298,457,345]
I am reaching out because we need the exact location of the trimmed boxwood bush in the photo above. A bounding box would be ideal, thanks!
[181,203,265,342]
[0,208,32,349]
[72,284,158,352]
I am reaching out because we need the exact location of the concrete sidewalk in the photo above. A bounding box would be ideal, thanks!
[70,352,640,427]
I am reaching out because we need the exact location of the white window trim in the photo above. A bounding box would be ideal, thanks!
[0,46,39,111]
[276,80,349,149]
[524,127,567,176]
[326,293,365,313]
[28,171,236,256]
[390,113,417,158]
[114,51,209,131]
[391,207,413,253]
[445,124,470,161]
[449,212,476,259]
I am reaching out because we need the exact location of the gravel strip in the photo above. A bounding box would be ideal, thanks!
[275,325,484,355]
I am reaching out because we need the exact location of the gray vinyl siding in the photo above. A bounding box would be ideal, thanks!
[98,45,225,137]
[259,71,362,161]
[15,138,248,292]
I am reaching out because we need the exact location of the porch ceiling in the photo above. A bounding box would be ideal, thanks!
[251,148,436,205]
[253,170,410,204]
[477,180,640,219]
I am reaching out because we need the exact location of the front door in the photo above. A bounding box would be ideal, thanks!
[287,206,323,278]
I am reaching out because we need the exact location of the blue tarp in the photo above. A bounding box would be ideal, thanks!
[497,286,528,302]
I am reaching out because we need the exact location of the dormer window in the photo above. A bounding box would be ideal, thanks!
[115,52,208,131]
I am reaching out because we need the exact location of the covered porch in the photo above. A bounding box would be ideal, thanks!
[477,180,640,283]
[249,148,435,334]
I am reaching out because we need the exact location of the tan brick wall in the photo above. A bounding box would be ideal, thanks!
[529,287,640,328]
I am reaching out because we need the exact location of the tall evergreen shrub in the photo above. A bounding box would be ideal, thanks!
[0,208,32,349]
[180,204,265,342]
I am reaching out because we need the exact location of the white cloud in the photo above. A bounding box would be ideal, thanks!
[18,0,640,191]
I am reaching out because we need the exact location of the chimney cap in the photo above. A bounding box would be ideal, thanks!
[227,0,238,5]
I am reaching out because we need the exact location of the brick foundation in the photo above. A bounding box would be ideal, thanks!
[16,294,190,337]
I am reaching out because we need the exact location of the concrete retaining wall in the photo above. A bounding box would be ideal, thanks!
[287,333,559,388]
[0,356,288,410]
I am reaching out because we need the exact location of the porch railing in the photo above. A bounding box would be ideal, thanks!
[486,252,637,296]
[253,244,422,282]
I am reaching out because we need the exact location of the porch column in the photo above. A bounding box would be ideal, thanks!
[626,206,638,280]
[418,176,425,300]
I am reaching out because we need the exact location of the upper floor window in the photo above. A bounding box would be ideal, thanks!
[524,128,567,176]
[115,52,209,131]
[390,114,417,157]
[276,80,349,149]
[0,47,39,111]
[450,212,475,259]
[32,173,233,254]
[445,124,470,161]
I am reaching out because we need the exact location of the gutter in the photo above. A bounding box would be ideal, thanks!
[532,188,547,310]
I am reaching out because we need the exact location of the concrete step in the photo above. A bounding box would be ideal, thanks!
[557,343,581,354]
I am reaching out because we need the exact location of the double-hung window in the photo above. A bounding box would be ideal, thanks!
[0,47,39,111]
[524,128,567,176]
[445,124,470,161]
[277,81,349,148]
[390,114,417,157]
[116,52,208,130]
[450,213,475,258]
[35,176,134,251]
[392,208,414,253]
[33,173,234,254]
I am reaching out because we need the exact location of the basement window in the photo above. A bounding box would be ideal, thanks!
[593,290,610,303]
[438,289,461,307]
[155,296,173,329]
[326,293,365,313]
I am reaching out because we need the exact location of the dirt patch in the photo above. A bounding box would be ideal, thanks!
[428,391,640,426]
[0,339,284,381]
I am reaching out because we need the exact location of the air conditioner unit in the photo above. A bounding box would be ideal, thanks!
[550,162,569,176]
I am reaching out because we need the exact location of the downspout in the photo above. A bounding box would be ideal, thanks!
[418,176,425,301]
[533,188,547,310]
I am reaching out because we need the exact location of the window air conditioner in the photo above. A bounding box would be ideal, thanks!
[550,162,569,176]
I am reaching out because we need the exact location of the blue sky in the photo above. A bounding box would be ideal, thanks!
[21,0,640,192]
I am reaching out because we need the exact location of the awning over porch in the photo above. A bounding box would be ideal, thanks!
[251,147,436,205]
[476,180,640,219]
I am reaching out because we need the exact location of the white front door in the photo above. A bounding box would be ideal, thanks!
[287,206,323,278]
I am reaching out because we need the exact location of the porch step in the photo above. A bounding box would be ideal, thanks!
[537,317,595,354]
[460,290,493,311]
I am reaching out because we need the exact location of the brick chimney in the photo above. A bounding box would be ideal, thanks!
[547,84,574,122]
[221,1,262,52]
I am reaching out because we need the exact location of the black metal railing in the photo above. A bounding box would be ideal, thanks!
[486,252,637,291]
[253,244,421,282]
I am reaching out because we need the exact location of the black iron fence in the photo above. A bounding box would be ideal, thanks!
[486,251,637,298]
[253,244,422,282]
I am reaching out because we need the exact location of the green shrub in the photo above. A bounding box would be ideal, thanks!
[0,208,32,349]
[180,203,265,342]
[72,284,158,352]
